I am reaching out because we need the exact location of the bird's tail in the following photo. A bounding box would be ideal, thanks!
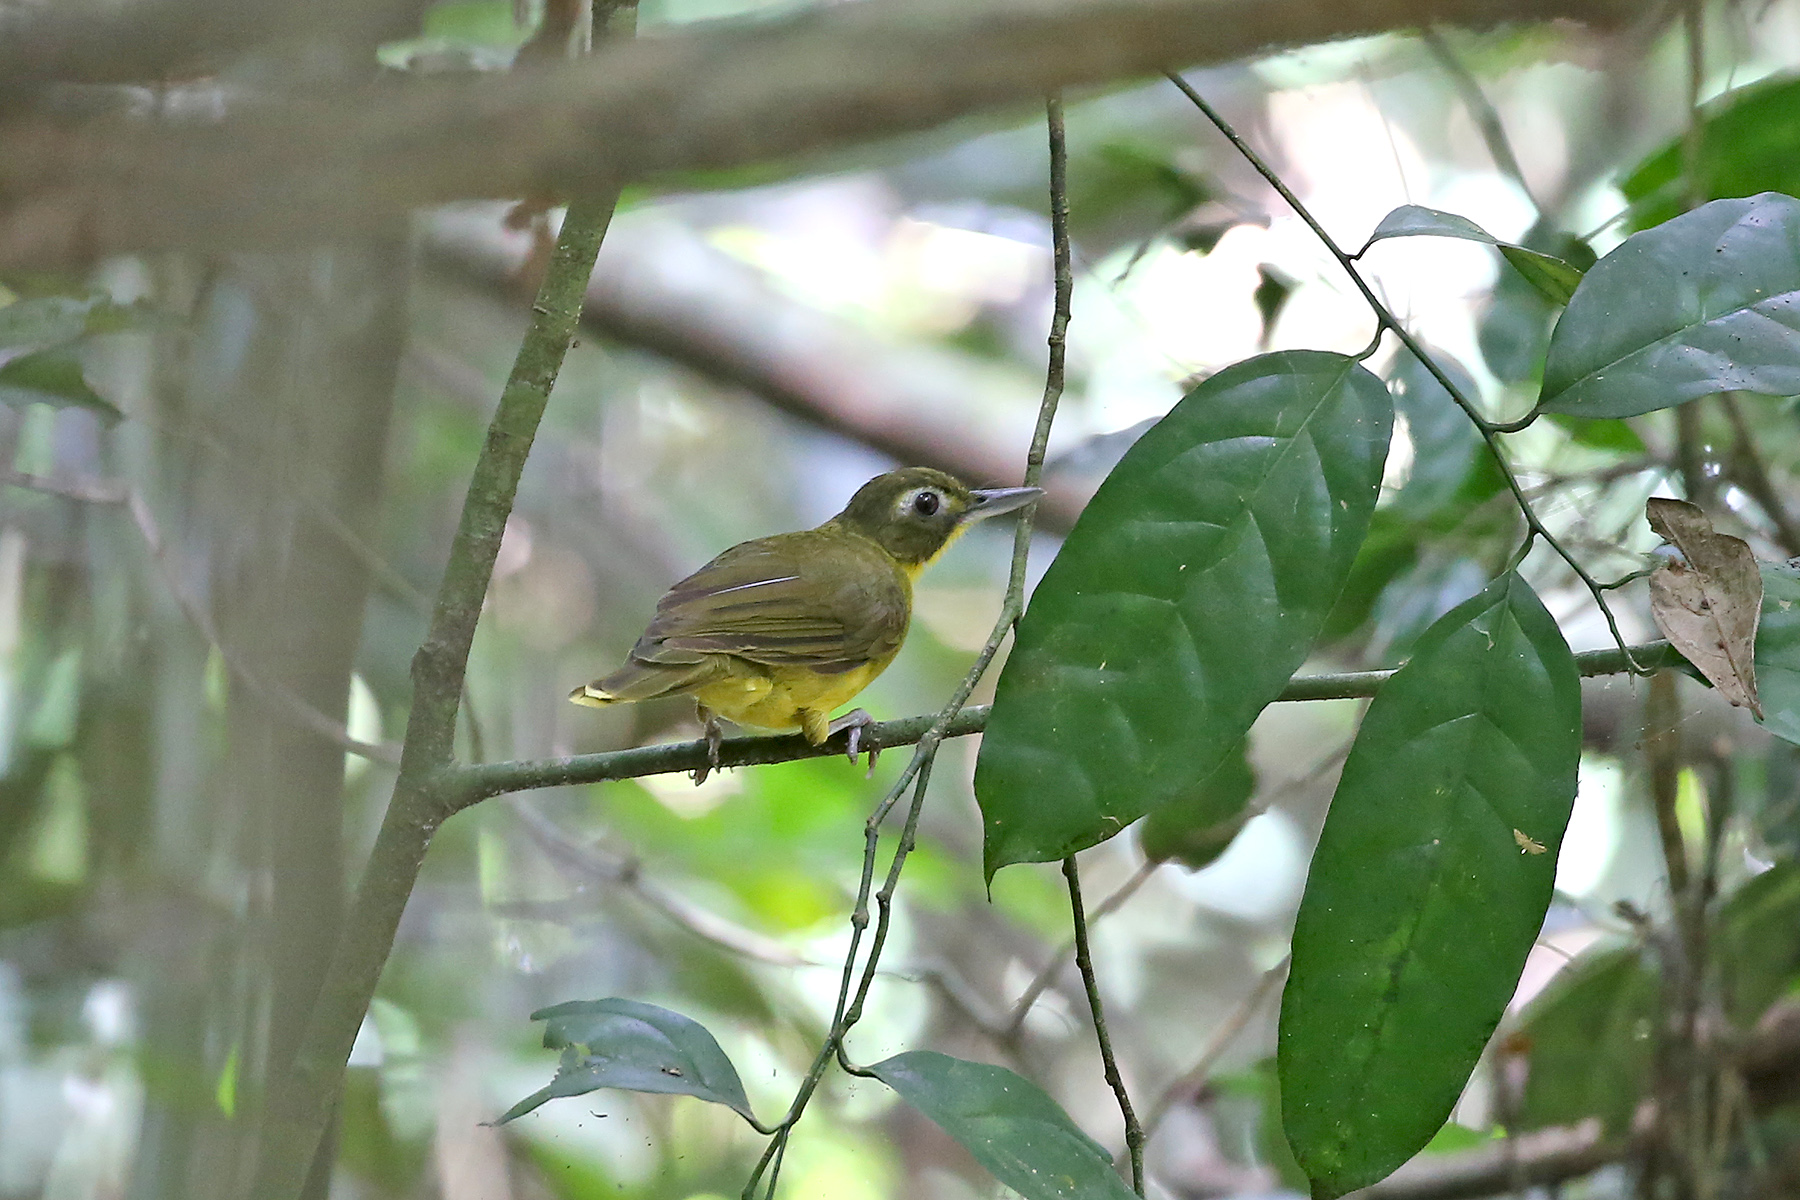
[569,657,724,708]
[568,682,622,708]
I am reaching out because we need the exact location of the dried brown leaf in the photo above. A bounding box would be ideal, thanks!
[1645,497,1763,717]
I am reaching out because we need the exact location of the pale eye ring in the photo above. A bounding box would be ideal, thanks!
[912,490,941,516]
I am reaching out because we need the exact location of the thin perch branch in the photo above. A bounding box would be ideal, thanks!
[448,640,1679,803]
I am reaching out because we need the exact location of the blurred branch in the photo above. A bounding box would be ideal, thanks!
[125,490,404,764]
[506,800,812,967]
[423,211,1085,528]
[451,645,1679,806]
[1420,27,1536,211]
[0,0,430,86]
[2,0,1637,264]
[251,129,628,1200]
[0,466,127,503]
[1718,392,1800,557]
[1142,955,1288,1138]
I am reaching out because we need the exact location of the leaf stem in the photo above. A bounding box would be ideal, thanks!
[1163,71,1646,671]
[1064,855,1145,1194]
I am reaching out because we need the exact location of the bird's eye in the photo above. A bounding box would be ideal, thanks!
[912,490,941,516]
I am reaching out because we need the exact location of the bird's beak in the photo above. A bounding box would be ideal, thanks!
[965,486,1044,520]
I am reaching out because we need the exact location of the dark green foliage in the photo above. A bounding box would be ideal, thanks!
[869,1051,1139,1200]
[977,351,1392,876]
[1280,573,1580,1198]
[500,998,757,1124]
[1623,73,1800,229]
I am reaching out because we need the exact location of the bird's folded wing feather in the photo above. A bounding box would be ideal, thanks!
[632,539,906,674]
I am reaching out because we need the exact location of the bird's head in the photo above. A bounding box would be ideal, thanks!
[831,467,1042,568]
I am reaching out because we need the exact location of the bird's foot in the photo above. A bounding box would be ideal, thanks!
[692,706,724,786]
[828,709,880,777]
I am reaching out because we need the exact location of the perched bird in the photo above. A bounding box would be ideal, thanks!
[571,467,1040,779]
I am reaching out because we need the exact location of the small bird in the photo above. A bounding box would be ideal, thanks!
[571,467,1041,780]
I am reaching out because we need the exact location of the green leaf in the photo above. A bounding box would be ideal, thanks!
[869,1051,1138,1200]
[1279,572,1580,1199]
[1139,738,1256,869]
[1621,73,1800,231]
[497,998,756,1124]
[0,350,121,421]
[1756,562,1800,747]
[1539,193,1800,419]
[976,351,1392,876]
[1364,206,1586,306]
[1516,942,1656,1134]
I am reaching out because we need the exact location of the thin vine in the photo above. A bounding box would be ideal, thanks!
[1163,70,1649,673]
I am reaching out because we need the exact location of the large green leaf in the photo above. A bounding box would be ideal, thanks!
[976,351,1392,876]
[1757,562,1800,747]
[1279,572,1580,1199]
[1622,73,1800,230]
[497,998,756,1124]
[869,1051,1138,1200]
[1538,193,1800,419]
[1364,206,1586,306]
[1516,942,1656,1134]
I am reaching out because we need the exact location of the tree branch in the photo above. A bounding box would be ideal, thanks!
[449,641,1680,806]
[1,0,1637,265]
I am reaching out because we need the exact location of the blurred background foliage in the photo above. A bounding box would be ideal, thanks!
[12,0,1800,1197]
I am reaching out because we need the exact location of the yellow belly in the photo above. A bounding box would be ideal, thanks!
[694,656,892,741]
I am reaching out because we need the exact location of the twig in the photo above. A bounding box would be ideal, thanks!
[1065,855,1145,1194]
[1164,71,1647,671]
[1420,27,1537,212]
[739,92,1076,1200]
[1000,858,1158,1044]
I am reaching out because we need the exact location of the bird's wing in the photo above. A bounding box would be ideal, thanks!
[634,537,908,675]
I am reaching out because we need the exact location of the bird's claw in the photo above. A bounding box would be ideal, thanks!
[692,706,724,786]
[829,709,879,778]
